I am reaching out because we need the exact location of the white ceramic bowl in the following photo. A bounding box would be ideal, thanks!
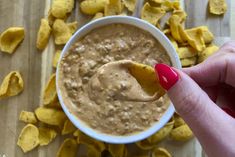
[56,16,181,144]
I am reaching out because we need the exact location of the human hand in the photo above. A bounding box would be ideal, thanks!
[154,41,235,157]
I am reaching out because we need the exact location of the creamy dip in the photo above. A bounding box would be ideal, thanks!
[59,24,171,135]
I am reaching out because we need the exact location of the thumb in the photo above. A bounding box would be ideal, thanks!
[155,63,235,157]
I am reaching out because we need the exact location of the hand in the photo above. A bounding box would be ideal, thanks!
[154,41,235,157]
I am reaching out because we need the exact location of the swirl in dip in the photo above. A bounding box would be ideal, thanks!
[58,24,171,136]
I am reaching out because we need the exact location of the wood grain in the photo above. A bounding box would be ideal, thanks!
[0,0,233,157]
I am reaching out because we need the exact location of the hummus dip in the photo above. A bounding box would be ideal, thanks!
[58,24,171,136]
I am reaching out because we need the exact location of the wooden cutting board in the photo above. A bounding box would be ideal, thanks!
[0,0,233,157]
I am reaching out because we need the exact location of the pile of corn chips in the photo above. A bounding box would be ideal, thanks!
[140,0,222,67]
[0,0,228,156]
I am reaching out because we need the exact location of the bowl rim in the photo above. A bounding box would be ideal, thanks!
[56,16,181,144]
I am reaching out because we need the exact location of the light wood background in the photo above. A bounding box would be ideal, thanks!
[0,0,233,157]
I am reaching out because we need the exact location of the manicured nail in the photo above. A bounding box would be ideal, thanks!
[154,63,179,90]
[221,107,235,118]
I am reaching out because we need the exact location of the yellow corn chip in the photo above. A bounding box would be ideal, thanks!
[141,2,166,26]
[35,107,67,127]
[0,27,24,54]
[36,19,51,50]
[92,12,104,20]
[180,57,197,67]
[87,146,102,157]
[163,29,171,34]
[73,129,81,137]
[43,73,57,105]
[57,138,78,157]
[198,45,219,63]
[170,124,193,141]
[166,35,178,51]
[67,21,78,34]
[151,0,164,4]
[185,28,206,52]
[39,127,57,146]
[147,118,174,143]
[62,119,77,135]
[51,0,74,18]
[80,0,108,15]
[161,0,180,11]
[123,0,136,12]
[104,0,123,16]
[53,50,62,68]
[198,26,214,44]
[136,119,174,150]
[128,62,165,98]
[108,144,127,157]
[48,9,56,26]
[17,124,39,153]
[0,71,24,99]
[209,0,227,15]
[177,46,197,59]
[19,111,37,124]
[172,9,187,23]
[169,15,185,43]
[53,19,72,45]
[77,132,105,152]
[173,113,185,128]
[135,139,155,150]
[152,147,172,157]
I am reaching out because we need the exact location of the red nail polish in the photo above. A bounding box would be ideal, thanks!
[221,107,235,118]
[154,63,179,90]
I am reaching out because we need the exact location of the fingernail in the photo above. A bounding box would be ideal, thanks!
[221,107,235,118]
[154,63,179,90]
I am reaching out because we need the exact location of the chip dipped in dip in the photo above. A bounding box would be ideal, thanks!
[58,24,171,136]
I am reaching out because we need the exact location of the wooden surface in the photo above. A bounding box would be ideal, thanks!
[0,0,233,157]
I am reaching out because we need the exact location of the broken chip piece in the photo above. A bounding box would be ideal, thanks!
[152,147,172,157]
[51,0,74,18]
[209,0,227,15]
[0,27,24,53]
[177,46,197,59]
[80,0,108,15]
[92,12,104,20]
[39,127,57,146]
[17,124,39,153]
[198,45,218,63]
[57,138,78,157]
[43,73,57,105]
[141,2,166,26]
[0,71,24,99]
[19,111,37,124]
[53,50,62,68]
[108,144,128,157]
[104,0,123,16]
[53,19,73,45]
[36,19,51,50]
[123,0,136,12]
[136,118,174,150]
[35,107,67,127]
[62,119,77,135]
[170,124,194,141]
